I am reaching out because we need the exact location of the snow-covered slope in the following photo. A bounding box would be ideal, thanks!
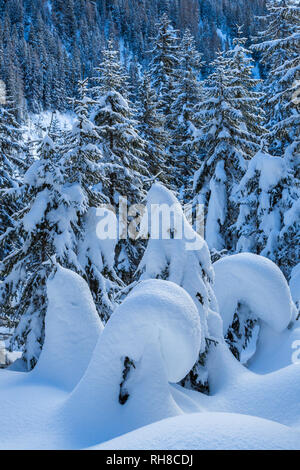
[94,412,300,450]
[0,265,299,450]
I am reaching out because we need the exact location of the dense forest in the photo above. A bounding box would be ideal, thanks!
[0,0,267,115]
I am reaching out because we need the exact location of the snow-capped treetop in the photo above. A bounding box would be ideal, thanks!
[136,71,170,185]
[93,39,129,96]
[138,184,218,348]
[193,38,266,252]
[237,149,286,192]
[136,183,222,393]
[149,13,180,112]
[170,29,204,189]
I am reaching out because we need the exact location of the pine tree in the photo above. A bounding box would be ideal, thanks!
[92,41,148,205]
[170,29,204,192]
[193,45,264,253]
[232,148,299,278]
[250,0,300,273]
[65,78,108,207]
[149,13,180,140]
[0,82,121,369]
[92,41,149,283]
[0,134,80,370]
[136,70,169,183]
[65,78,122,313]
[227,26,266,143]
[0,98,27,259]
[252,0,300,155]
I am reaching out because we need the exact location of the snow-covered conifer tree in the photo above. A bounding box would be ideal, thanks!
[170,29,204,192]
[136,183,222,393]
[65,78,108,208]
[149,13,180,141]
[194,45,263,253]
[227,26,266,143]
[0,81,121,369]
[253,0,300,155]
[0,98,28,259]
[232,149,299,277]
[136,70,169,184]
[0,134,81,369]
[92,41,149,283]
[65,79,122,317]
[91,41,148,205]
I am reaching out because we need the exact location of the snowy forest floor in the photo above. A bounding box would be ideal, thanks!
[0,265,299,450]
[0,339,299,450]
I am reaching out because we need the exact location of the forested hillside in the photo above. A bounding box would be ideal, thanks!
[0,0,266,115]
[0,0,299,451]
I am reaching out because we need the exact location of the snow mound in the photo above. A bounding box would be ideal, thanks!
[94,412,300,450]
[247,323,300,374]
[33,266,103,390]
[122,279,202,382]
[63,279,201,445]
[213,253,294,334]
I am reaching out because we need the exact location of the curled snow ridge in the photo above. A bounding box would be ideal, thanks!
[33,266,103,390]
[122,279,202,382]
[63,280,201,443]
[213,253,294,334]
[83,278,202,385]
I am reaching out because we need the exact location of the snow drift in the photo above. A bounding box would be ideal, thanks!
[62,278,201,446]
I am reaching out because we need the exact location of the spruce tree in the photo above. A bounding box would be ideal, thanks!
[227,26,266,143]
[136,183,222,394]
[0,81,121,369]
[250,1,300,272]
[149,13,180,144]
[65,78,122,316]
[253,0,300,155]
[232,148,299,278]
[170,29,204,192]
[65,78,108,207]
[194,45,264,253]
[92,41,149,283]
[136,70,169,184]
[0,134,78,370]
[92,41,148,205]
[0,98,27,259]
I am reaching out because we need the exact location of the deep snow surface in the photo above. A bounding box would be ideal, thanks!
[0,263,299,450]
